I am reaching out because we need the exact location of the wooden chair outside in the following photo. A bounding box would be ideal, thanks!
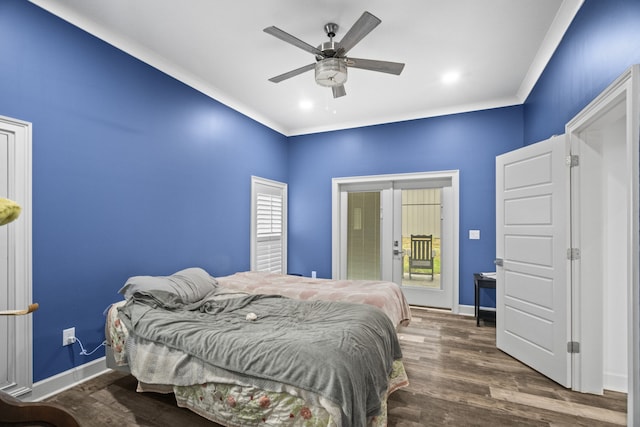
[408,234,434,280]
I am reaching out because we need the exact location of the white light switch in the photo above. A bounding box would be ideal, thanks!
[469,229,480,240]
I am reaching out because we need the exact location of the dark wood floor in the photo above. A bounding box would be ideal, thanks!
[44,307,627,426]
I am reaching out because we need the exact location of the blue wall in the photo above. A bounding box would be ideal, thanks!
[1,0,639,385]
[287,108,524,307]
[287,0,640,307]
[524,0,640,144]
[0,0,288,381]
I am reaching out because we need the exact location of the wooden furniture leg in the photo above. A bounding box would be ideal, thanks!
[0,391,81,426]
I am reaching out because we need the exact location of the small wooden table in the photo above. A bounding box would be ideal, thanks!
[474,273,496,326]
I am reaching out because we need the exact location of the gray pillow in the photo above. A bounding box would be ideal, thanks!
[118,267,218,303]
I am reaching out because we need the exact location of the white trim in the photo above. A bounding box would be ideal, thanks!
[418,303,478,318]
[28,0,288,136]
[332,170,460,314]
[27,1,584,137]
[0,115,32,397]
[288,98,521,137]
[516,0,584,102]
[457,304,476,317]
[565,64,639,426]
[22,357,109,402]
[629,62,640,427]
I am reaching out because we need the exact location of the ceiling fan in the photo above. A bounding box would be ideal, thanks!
[264,11,405,98]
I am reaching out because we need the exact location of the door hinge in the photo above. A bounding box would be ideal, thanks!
[566,155,579,167]
[567,341,580,353]
[567,248,581,260]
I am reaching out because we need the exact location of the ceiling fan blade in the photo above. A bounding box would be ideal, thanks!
[268,63,316,83]
[346,58,405,75]
[332,85,346,98]
[264,26,324,57]
[337,11,381,56]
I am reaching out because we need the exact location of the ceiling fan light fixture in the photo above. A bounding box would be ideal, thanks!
[315,58,348,87]
[265,12,404,97]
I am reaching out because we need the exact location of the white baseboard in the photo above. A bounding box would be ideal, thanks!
[21,356,110,402]
[604,372,628,393]
[411,304,476,316]
[458,304,497,316]
[458,304,476,317]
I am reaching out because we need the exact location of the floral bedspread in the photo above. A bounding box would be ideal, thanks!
[173,360,408,427]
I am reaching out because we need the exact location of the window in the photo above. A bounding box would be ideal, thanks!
[251,176,287,273]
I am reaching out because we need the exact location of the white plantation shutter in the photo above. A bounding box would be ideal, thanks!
[251,177,287,273]
[256,192,283,271]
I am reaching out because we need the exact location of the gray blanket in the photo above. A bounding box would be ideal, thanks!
[118,290,402,427]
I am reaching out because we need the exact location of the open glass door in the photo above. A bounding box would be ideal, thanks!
[392,186,453,308]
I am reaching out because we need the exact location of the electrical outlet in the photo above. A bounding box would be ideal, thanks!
[62,327,75,346]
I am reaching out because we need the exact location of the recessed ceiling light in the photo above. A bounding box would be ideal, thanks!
[442,71,461,85]
[299,99,313,110]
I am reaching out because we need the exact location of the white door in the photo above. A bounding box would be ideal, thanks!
[392,186,453,308]
[496,134,571,387]
[0,116,32,397]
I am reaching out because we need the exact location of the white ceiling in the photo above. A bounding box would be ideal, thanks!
[29,0,583,136]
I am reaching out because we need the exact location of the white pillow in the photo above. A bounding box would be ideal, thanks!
[118,267,218,303]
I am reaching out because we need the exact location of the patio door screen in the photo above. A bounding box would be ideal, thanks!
[346,191,381,280]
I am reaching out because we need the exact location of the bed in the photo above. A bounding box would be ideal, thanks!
[105,268,410,427]
[215,271,412,328]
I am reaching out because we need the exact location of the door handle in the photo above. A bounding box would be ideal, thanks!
[494,258,503,266]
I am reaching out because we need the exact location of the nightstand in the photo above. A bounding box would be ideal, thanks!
[474,273,496,326]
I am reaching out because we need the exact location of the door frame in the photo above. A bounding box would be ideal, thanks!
[331,170,460,313]
[0,115,33,397]
[566,65,639,424]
